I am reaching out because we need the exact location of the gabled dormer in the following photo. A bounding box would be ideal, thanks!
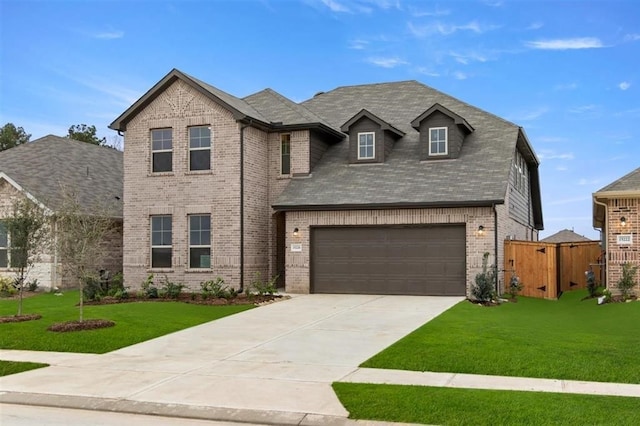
[411,103,474,161]
[340,109,405,164]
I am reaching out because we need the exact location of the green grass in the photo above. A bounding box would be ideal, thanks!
[362,290,640,383]
[333,383,640,426]
[0,291,253,353]
[0,360,49,376]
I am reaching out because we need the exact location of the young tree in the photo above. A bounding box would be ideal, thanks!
[5,197,50,316]
[0,123,31,151]
[55,188,115,321]
[67,124,106,146]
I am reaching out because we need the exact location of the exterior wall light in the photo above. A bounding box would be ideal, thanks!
[477,225,485,236]
[620,217,627,227]
[293,227,299,236]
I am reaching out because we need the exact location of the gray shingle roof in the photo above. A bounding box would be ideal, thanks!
[540,229,594,243]
[274,80,524,209]
[595,167,640,193]
[0,135,123,218]
[244,88,334,128]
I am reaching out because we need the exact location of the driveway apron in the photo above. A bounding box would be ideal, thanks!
[0,294,462,417]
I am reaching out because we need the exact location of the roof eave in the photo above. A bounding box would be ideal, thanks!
[272,199,505,212]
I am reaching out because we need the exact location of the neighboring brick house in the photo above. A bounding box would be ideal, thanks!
[593,167,640,291]
[0,135,123,289]
[110,69,543,296]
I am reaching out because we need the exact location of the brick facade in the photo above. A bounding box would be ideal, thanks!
[606,198,639,291]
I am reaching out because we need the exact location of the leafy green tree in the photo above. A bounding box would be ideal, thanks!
[5,197,50,315]
[0,123,31,151]
[67,124,106,146]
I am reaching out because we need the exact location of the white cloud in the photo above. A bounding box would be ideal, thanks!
[366,57,408,68]
[453,71,468,80]
[92,30,124,40]
[619,81,631,90]
[537,136,569,143]
[321,0,350,13]
[348,39,369,50]
[449,51,488,65]
[547,195,590,206]
[624,33,640,41]
[408,20,499,38]
[482,0,503,6]
[556,166,568,171]
[414,67,440,77]
[510,107,549,121]
[568,104,598,114]
[578,178,602,186]
[525,37,604,50]
[526,22,544,30]
[554,82,577,91]
[538,149,574,161]
[408,5,450,17]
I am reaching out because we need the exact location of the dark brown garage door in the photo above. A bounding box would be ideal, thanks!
[311,225,466,296]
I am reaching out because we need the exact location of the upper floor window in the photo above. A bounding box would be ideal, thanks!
[152,129,173,173]
[358,132,375,160]
[280,134,291,175]
[189,214,211,269]
[151,215,172,268]
[0,222,8,268]
[515,151,527,194]
[429,127,448,155]
[189,126,211,171]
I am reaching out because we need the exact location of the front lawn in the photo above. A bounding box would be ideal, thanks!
[333,383,640,426]
[0,360,48,377]
[362,290,640,383]
[0,291,253,353]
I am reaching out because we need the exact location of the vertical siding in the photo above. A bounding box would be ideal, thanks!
[507,149,532,227]
[348,117,384,163]
[417,111,464,160]
[309,129,329,170]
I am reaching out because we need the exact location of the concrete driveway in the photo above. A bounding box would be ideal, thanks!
[0,294,462,422]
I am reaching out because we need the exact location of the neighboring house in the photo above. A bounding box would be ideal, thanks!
[110,69,543,297]
[593,167,640,291]
[0,135,123,290]
[540,229,594,244]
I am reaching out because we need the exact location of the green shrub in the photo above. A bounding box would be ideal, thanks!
[159,275,184,299]
[107,272,124,296]
[141,274,159,299]
[0,276,17,296]
[617,263,639,300]
[471,252,496,303]
[586,270,598,297]
[507,274,523,300]
[26,279,39,292]
[248,272,279,296]
[200,277,235,299]
[82,275,104,301]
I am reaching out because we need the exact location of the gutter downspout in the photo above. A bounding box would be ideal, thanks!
[593,196,608,288]
[494,204,499,296]
[238,120,252,293]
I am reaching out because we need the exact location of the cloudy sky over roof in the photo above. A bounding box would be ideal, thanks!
[1,0,638,238]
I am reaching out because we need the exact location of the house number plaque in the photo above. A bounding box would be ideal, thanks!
[291,243,302,252]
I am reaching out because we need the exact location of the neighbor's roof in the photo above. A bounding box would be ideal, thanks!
[0,135,123,218]
[273,80,543,229]
[540,229,594,243]
[594,167,640,195]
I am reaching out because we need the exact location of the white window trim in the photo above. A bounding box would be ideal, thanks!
[280,134,291,176]
[151,129,173,173]
[357,132,375,160]
[150,215,172,268]
[188,215,211,269]
[188,126,212,171]
[0,222,9,269]
[429,127,448,156]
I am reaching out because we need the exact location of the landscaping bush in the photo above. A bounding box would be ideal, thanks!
[586,269,598,298]
[471,252,496,303]
[159,275,184,299]
[0,276,17,297]
[507,274,523,300]
[141,274,159,299]
[82,275,104,302]
[617,262,639,301]
[247,272,278,296]
[200,277,235,299]
[26,279,39,292]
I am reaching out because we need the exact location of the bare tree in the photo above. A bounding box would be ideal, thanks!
[5,197,50,315]
[55,188,115,322]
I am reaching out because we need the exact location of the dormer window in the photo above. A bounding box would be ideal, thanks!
[358,132,375,160]
[429,127,448,156]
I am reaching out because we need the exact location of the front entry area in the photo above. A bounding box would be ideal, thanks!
[311,225,466,296]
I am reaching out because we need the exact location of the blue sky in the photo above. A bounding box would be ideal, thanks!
[1,0,639,239]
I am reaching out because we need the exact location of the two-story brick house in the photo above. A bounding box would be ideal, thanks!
[110,69,543,296]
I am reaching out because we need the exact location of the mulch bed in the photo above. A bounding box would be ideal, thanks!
[0,314,42,324]
[82,293,289,306]
[47,319,116,332]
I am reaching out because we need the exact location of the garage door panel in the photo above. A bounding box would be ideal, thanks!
[312,225,466,296]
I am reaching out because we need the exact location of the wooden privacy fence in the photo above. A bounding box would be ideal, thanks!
[504,240,602,299]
